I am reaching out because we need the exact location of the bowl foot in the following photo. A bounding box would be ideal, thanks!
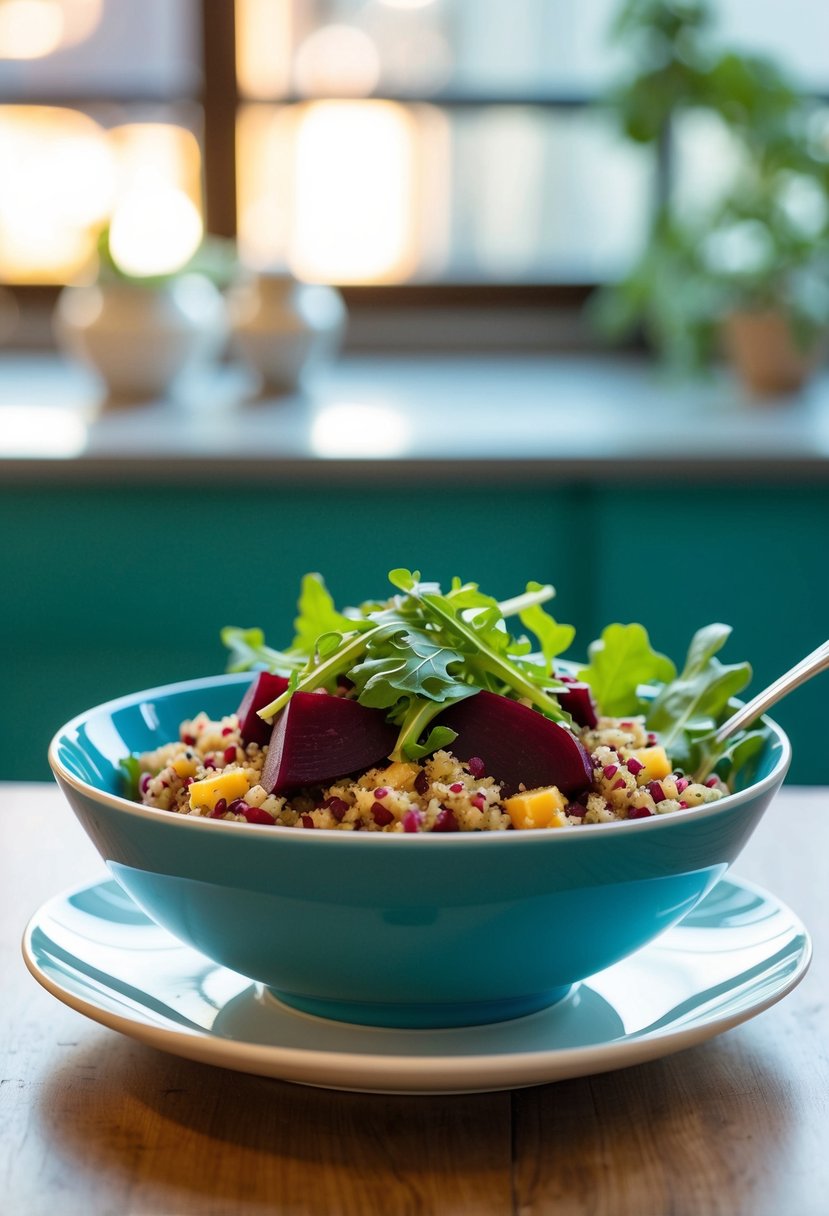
[268,985,573,1029]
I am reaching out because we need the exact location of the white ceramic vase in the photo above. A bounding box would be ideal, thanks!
[54,275,228,403]
[228,271,347,394]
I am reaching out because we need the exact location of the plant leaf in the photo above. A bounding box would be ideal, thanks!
[519,582,576,666]
[291,573,364,654]
[578,623,676,717]
[647,624,752,768]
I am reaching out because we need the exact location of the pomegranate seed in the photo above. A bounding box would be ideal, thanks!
[183,776,194,787]
[648,781,666,803]
[646,733,658,745]
[449,782,464,794]
[705,776,719,788]
[243,805,274,825]
[675,777,689,793]
[433,807,459,832]
[326,797,349,821]
[373,787,389,799]
[301,814,315,828]
[603,764,618,779]
[223,746,237,765]
[209,799,228,819]
[139,772,151,794]
[628,805,653,819]
[613,778,627,790]
[471,793,487,811]
[566,802,586,818]
[203,754,215,769]
[221,726,233,736]
[679,800,689,808]
[620,721,634,730]
[372,802,394,826]
[182,733,196,746]
[228,798,245,813]
[559,675,576,684]
[414,770,430,796]
[626,757,644,775]
[467,756,485,778]
[402,809,422,833]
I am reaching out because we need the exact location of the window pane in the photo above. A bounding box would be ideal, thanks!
[237,101,651,284]
[715,0,829,91]
[0,104,202,282]
[236,0,625,101]
[0,0,200,97]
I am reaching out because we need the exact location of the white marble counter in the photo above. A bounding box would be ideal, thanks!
[3,351,829,483]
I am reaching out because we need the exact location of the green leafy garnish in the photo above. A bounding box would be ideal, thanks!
[222,569,763,787]
[119,754,141,800]
[578,623,676,717]
[291,573,370,652]
[646,624,752,769]
[231,570,573,762]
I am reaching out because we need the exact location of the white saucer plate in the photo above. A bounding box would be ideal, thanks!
[22,874,810,1095]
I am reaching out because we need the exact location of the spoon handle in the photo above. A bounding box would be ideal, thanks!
[715,638,829,744]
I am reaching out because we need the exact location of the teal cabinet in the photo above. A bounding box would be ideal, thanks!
[3,479,825,783]
[2,483,585,780]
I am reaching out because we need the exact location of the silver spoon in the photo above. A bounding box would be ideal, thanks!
[714,637,829,745]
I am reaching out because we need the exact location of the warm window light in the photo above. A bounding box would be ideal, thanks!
[0,106,113,281]
[0,0,101,59]
[108,185,203,278]
[0,111,202,283]
[235,0,293,99]
[236,100,449,282]
[293,24,381,97]
[0,0,63,59]
[292,101,418,283]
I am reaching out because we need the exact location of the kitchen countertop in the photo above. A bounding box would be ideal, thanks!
[3,781,828,1215]
[4,351,829,483]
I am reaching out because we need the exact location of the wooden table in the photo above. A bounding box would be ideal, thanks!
[3,783,827,1215]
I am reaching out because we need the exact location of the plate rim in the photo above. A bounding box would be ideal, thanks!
[21,873,812,1094]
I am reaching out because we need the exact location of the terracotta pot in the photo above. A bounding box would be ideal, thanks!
[722,309,826,398]
[228,271,347,394]
[54,276,228,404]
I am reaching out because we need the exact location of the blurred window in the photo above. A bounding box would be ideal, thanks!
[0,0,827,288]
[0,0,202,283]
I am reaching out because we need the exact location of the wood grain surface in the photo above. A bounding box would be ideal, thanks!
[2,783,827,1216]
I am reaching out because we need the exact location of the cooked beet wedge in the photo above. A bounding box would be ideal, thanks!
[261,692,397,794]
[555,680,598,730]
[437,689,593,797]
[237,672,291,746]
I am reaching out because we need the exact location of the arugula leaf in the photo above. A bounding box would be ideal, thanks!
[119,754,141,800]
[417,589,569,722]
[578,623,676,717]
[519,581,576,666]
[291,573,368,653]
[220,626,302,675]
[350,627,465,709]
[692,728,766,784]
[646,624,752,768]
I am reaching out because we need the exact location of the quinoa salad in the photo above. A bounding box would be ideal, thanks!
[134,711,727,832]
[124,568,760,832]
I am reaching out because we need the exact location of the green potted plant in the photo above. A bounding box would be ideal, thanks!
[594,0,829,395]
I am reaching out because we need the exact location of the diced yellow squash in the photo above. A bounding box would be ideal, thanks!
[172,754,198,779]
[504,785,568,830]
[376,761,420,791]
[629,745,671,783]
[188,770,249,812]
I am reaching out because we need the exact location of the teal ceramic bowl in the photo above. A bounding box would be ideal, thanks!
[49,673,791,1029]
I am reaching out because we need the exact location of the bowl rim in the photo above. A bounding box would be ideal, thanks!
[48,670,792,844]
